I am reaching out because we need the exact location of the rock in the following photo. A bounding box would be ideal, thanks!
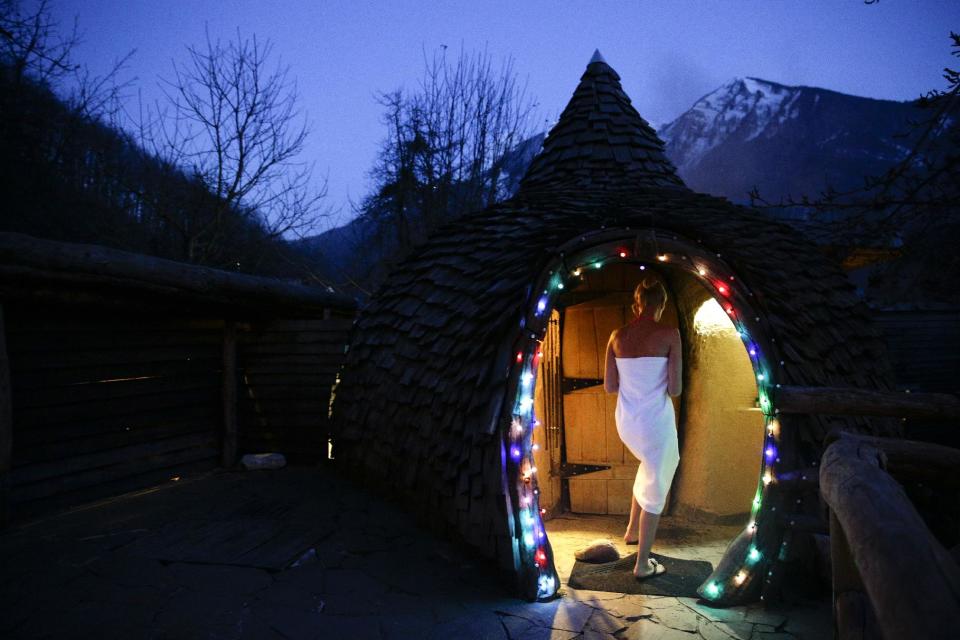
[241,453,286,470]
[574,539,621,563]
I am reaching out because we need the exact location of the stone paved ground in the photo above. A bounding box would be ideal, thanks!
[0,467,831,639]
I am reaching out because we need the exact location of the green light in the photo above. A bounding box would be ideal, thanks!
[704,581,721,599]
[748,547,761,564]
[752,494,762,510]
[758,390,772,414]
[593,261,603,269]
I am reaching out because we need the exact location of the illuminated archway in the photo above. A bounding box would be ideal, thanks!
[505,228,786,603]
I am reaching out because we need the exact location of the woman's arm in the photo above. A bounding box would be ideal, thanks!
[667,328,682,397]
[603,332,619,393]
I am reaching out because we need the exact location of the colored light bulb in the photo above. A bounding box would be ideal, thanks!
[524,533,534,547]
[536,298,547,314]
[705,581,721,599]
[657,254,668,262]
[510,445,522,461]
[619,250,627,258]
[698,268,707,276]
[734,571,747,586]
[764,445,777,462]
[522,372,534,387]
[748,547,761,563]
[516,351,523,363]
[763,472,774,485]
[537,575,556,598]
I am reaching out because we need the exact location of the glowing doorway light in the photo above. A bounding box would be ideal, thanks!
[693,298,739,336]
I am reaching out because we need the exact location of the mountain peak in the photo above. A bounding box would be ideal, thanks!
[659,77,806,172]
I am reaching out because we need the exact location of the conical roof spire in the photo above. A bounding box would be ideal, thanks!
[519,53,684,192]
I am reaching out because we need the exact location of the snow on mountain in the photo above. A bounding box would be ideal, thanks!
[660,78,802,172]
[658,77,923,203]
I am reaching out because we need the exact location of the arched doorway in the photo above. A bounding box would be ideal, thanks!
[506,229,786,602]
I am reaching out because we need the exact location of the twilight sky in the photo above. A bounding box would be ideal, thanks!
[54,0,960,230]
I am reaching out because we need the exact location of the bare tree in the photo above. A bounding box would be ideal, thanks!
[143,29,327,264]
[0,0,77,85]
[362,46,536,259]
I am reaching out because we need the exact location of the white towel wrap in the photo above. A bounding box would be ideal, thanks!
[614,357,680,515]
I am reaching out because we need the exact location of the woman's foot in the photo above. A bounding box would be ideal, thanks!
[633,557,666,580]
[623,530,639,545]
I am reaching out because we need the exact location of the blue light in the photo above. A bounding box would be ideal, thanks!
[510,445,522,461]
[537,575,556,598]
[764,444,777,462]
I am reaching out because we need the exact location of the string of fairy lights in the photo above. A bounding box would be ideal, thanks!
[509,238,784,603]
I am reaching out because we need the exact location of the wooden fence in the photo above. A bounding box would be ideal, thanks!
[0,233,355,524]
[777,385,960,638]
[821,432,960,639]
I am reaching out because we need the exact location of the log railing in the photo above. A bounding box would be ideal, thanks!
[820,432,960,639]
[777,384,960,421]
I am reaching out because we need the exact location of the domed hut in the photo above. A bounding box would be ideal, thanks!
[331,51,895,603]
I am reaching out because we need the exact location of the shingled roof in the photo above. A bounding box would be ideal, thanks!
[330,53,895,603]
[522,51,684,192]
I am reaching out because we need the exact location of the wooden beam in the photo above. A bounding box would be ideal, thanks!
[0,304,11,527]
[846,433,960,489]
[221,321,238,469]
[820,433,960,638]
[777,384,960,421]
[0,232,355,312]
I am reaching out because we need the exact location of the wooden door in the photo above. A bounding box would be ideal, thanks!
[532,311,562,518]
[561,293,639,514]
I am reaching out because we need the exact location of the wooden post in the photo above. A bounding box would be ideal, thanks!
[0,304,12,527]
[820,433,960,638]
[221,320,238,469]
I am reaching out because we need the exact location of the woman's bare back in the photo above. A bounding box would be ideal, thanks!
[604,319,682,396]
[610,319,675,358]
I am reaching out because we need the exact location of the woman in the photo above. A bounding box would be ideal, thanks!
[604,276,682,579]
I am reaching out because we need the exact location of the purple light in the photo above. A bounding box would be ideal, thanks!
[748,345,758,357]
[536,297,547,314]
[764,444,777,462]
[510,445,522,461]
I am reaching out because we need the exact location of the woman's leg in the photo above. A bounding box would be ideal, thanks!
[634,510,661,576]
[624,495,641,544]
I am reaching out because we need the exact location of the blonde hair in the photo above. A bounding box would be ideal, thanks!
[632,276,668,320]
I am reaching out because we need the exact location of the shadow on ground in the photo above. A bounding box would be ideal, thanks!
[0,466,830,639]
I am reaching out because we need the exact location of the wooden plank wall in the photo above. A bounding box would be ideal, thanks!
[872,309,960,394]
[1,304,355,521]
[5,305,223,518]
[237,315,354,460]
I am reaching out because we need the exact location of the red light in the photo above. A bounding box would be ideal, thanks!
[516,352,523,363]
[540,508,547,515]
[618,249,628,258]
[725,304,734,315]
[535,548,548,566]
